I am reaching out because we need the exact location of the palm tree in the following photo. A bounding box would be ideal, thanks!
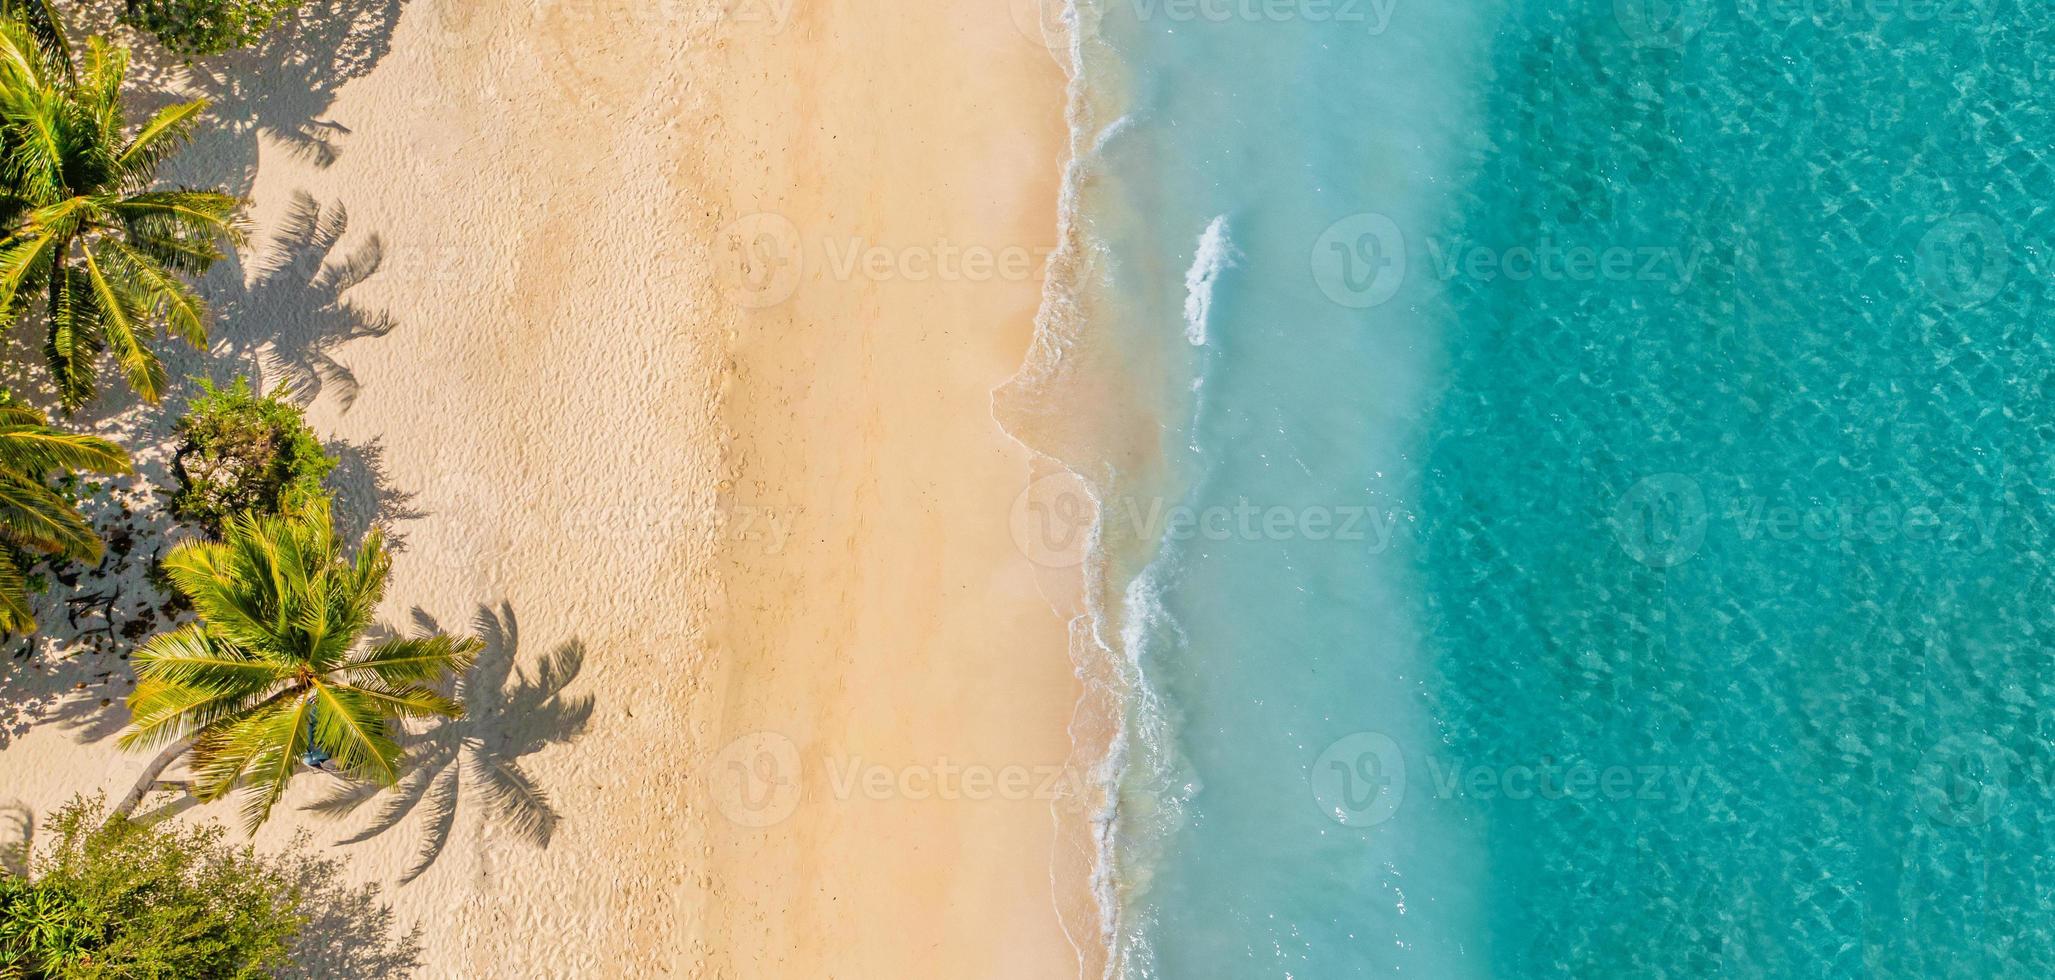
[117,503,480,830]
[0,21,242,410]
[0,397,128,632]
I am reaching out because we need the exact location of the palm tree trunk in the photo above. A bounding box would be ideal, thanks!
[110,737,193,822]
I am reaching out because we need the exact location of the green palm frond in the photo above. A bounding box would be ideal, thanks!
[0,228,59,310]
[78,242,162,400]
[308,681,401,785]
[104,237,206,342]
[349,681,465,721]
[126,673,296,755]
[0,2,68,75]
[115,190,245,242]
[116,98,205,183]
[213,694,313,831]
[159,535,291,652]
[0,471,98,558]
[130,626,287,694]
[0,416,125,474]
[346,634,483,688]
[43,264,104,407]
[0,396,129,634]
[76,36,120,128]
[0,546,28,634]
[122,507,479,831]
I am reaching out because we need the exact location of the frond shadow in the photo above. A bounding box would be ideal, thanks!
[212,191,397,412]
[273,834,426,979]
[303,603,594,883]
[328,435,421,553]
[0,802,30,876]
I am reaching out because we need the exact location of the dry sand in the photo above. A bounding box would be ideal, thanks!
[0,0,1093,976]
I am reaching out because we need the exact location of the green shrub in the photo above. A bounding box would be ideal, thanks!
[121,0,304,58]
[0,875,95,978]
[170,377,335,536]
[0,799,303,978]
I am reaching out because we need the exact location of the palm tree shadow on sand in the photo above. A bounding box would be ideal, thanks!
[99,0,412,173]
[212,190,396,411]
[303,603,594,883]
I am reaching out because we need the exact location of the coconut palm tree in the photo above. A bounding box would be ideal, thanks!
[0,398,128,632]
[0,21,242,410]
[117,503,479,830]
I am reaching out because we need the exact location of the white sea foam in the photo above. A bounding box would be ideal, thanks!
[1093,113,1135,154]
[984,2,1137,974]
[1181,216,1232,347]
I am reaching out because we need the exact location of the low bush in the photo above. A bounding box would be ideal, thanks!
[0,798,422,978]
[121,0,304,58]
[0,799,301,977]
[170,377,335,537]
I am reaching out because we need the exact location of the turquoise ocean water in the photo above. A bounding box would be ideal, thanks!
[1011,0,2055,976]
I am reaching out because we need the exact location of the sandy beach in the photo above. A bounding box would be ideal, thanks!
[696,2,1098,975]
[0,0,1089,976]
